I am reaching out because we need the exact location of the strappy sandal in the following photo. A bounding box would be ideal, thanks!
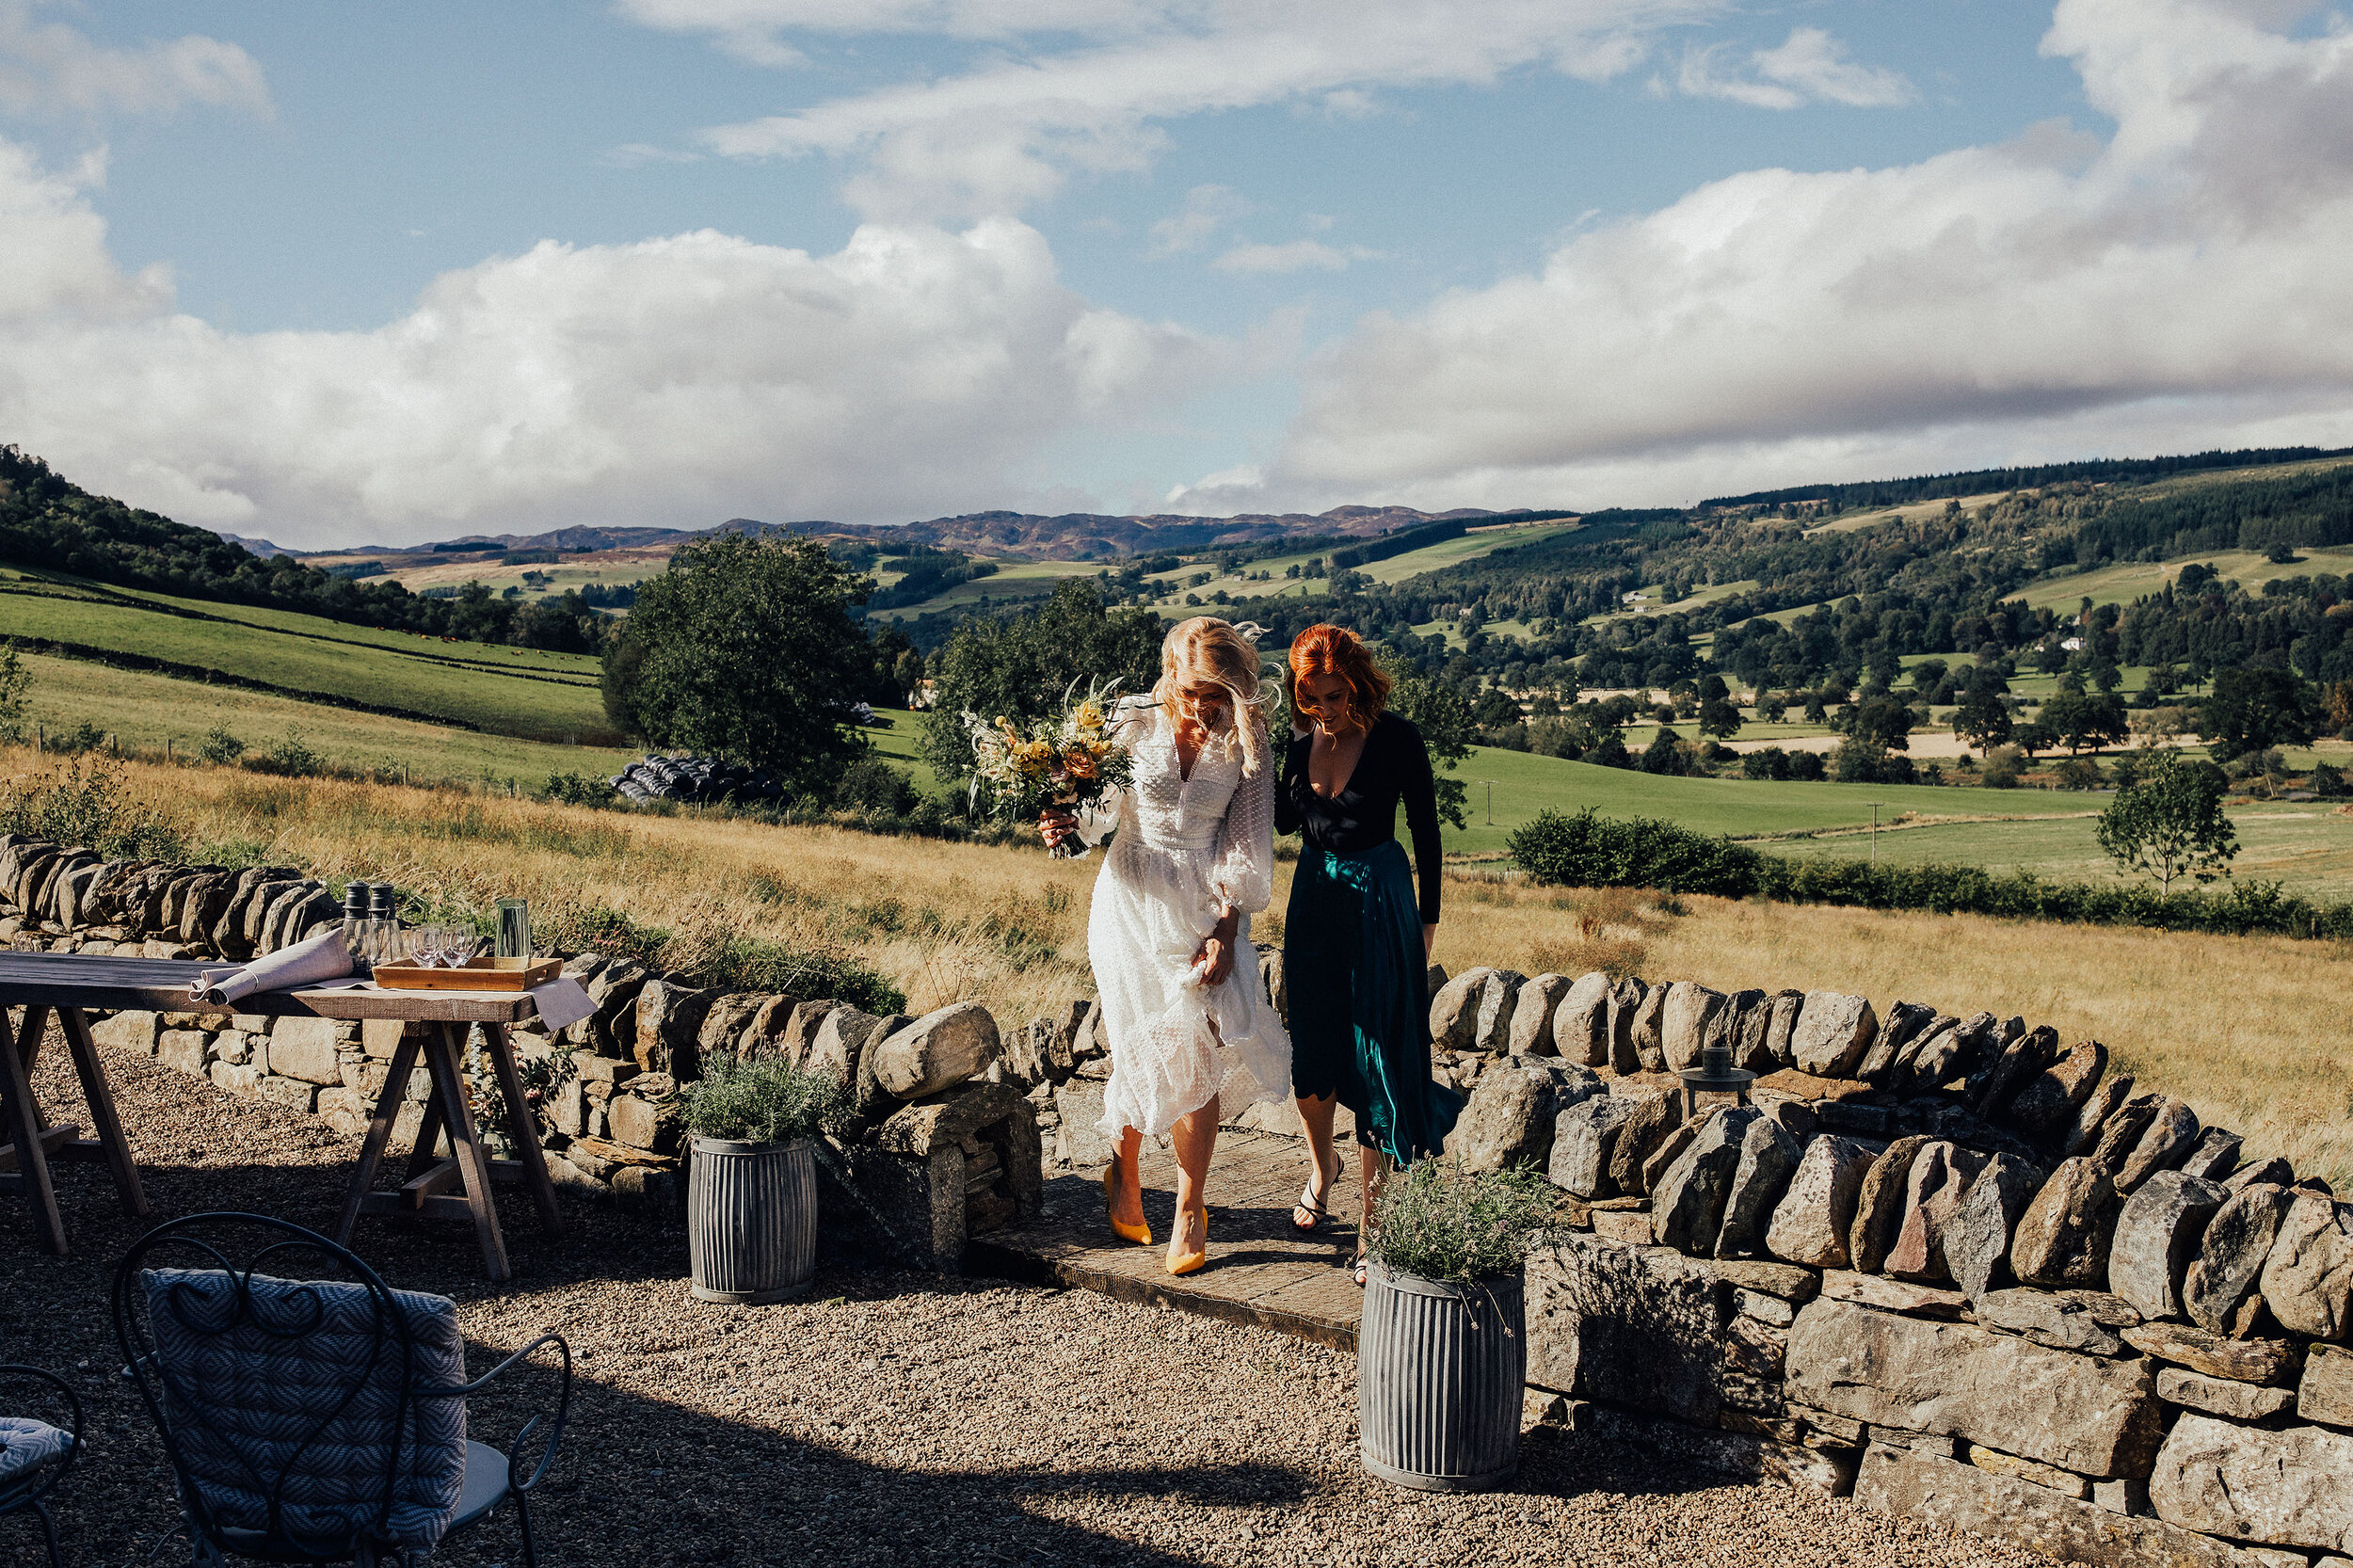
[1291,1158,1338,1234]
[1352,1248,1369,1288]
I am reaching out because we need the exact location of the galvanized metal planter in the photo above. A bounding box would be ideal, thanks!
[1357,1260,1525,1492]
[687,1135,817,1304]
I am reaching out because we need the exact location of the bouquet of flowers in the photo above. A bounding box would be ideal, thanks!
[964,677,1135,858]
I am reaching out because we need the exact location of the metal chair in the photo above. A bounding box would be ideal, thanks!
[0,1364,81,1568]
[111,1212,569,1567]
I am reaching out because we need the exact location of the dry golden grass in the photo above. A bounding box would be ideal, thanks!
[13,746,2346,1187]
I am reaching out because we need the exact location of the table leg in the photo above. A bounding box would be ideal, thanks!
[56,1008,150,1218]
[484,1024,565,1239]
[334,1032,420,1246]
[404,1095,447,1183]
[422,1024,511,1283]
[1,1005,65,1255]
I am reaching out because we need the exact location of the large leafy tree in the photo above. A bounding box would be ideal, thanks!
[918,580,1164,792]
[2039,688,2129,754]
[2200,666,2315,760]
[1950,666,2013,750]
[2096,747,2238,893]
[603,534,873,794]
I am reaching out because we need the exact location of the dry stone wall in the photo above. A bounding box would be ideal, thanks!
[0,834,1058,1272]
[1441,961,2350,1568]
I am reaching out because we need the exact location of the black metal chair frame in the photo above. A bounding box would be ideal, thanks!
[0,1363,82,1568]
[111,1212,569,1566]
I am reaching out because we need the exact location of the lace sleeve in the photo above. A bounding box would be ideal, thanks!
[1208,741,1275,915]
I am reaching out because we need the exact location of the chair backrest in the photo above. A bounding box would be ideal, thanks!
[111,1214,468,1560]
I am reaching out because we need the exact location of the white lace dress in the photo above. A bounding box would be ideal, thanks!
[1078,701,1292,1141]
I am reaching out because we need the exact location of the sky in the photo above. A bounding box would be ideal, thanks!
[2,0,2351,548]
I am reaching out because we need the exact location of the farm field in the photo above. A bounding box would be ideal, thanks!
[8,650,636,787]
[0,568,615,743]
[29,753,2337,1188]
[1763,800,2353,899]
[866,558,1101,619]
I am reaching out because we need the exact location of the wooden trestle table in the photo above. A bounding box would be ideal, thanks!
[0,951,563,1280]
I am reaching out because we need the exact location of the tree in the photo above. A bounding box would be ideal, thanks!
[1951,668,2013,750]
[1641,727,1693,776]
[2096,747,2239,892]
[0,639,27,743]
[919,580,1163,791]
[1696,696,1743,741]
[1842,696,1914,752]
[608,534,875,795]
[2040,689,2128,754]
[1386,671,1475,828]
[2201,666,2314,760]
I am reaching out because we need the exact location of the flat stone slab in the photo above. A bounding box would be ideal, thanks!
[1787,1298,2164,1477]
[967,1126,1364,1350]
[2150,1413,2353,1554]
[1856,1444,2260,1568]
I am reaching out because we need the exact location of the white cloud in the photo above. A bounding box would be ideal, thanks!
[1212,239,1352,274]
[1179,0,2353,514]
[1146,182,1247,255]
[680,0,1732,216]
[1675,25,1913,111]
[0,133,1230,542]
[0,1,269,120]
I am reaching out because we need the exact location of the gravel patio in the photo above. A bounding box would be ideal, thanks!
[1,1027,2042,1568]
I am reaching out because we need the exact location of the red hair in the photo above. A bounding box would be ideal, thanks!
[1288,623,1391,730]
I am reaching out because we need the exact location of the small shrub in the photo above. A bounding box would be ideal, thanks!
[2055,757,2105,792]
[1980,744,2023,789]
[680,1054,851,1144]
[0,754,187,859]
[1370,1160,1559,1285]
[1509,808,1762,897]
[694,934,907,1016]
[544,901,669,968]
[543,769,616,807]
[834,757,918,815]
[47,720,107,755]
[248,727,326,777]
[198,725,247,765]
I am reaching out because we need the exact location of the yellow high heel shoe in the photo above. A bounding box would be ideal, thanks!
[1102,1156,1151,1246]
[1167,1205,1208,1276]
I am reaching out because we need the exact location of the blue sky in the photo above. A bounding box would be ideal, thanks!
[2,0,2349,545]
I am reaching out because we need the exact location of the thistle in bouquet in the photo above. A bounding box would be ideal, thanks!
[964,676,1135,857]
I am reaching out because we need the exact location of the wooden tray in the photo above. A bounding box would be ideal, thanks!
[371,956,561,992]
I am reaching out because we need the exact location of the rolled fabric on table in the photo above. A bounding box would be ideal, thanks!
[189,928,358,1006]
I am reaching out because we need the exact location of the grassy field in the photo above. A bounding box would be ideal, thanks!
[9,650,637,788]
[0,569,614,743]
[23,750,2338,1187]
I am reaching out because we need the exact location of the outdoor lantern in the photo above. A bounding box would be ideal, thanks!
[1678,1040,1756,1121]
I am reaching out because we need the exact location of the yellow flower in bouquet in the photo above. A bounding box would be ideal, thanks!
[962,676,1135,840]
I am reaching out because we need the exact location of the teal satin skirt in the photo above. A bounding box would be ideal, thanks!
[1285,839,1464,1164]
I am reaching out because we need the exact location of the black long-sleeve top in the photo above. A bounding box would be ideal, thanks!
[1275,711,1444,924]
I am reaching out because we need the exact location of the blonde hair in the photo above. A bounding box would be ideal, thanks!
[1154,616,1269,775]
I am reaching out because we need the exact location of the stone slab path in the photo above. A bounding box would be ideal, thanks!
[968,1126,1369,1350]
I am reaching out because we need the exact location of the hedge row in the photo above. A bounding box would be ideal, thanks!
[1507,808,2353,940]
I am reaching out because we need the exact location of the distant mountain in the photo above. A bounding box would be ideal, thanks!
[218,533,295,557]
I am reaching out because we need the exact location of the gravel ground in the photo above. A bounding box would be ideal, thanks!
[2,1029,2044,1568]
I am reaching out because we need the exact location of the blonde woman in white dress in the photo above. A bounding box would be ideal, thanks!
[1040,617,1291,1275]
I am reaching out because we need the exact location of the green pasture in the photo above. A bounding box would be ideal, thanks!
[0,570,614,743]
[866,558,1101,619]
[1766,802,2353,901]
[8,651,635,787]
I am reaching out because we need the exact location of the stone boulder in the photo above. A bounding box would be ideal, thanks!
[1968,1023,2055,1118]
[1787,1299,2165,1477]
[1451,1057,1600,1173]
[1428,968,1492,1052]
[2184,1181,2295,1336]
[2148,1414,2353,1554]
[1945,1153,2044,1301]
[1972,1288,2133,1356]
[1762,989,1804,1069]
[2303,1343,2353,1426]
[633,978,715,1079]
[1848,1135,1931,1276]
[1855,1447,2262,1568]
[869,1003,1001,1100]
[2008,1039,2108,1138]
[1790,992,1878,1079]
[1607,975,1648,1075]
[2225,1156,2295,1192]
[1527,1232,1730,1423]
[1607,1091,1683,1197]
[1630,983,1670,1072]
[1766,1134,1876,1269]
[2064,1072,2137,1157]
[2088,1093,2164,1175]
[2175,1128,2244,1184]
[1471,969,1527,1054]
[1721,989,1775,1074]
[1507,972,1572,1056]
[1659,982,1726,1073]
[575,958,648,1056]
[1651,1106,1761,1255]
[1549,971,1612,1066]
[696,995,766,1064]
[1549,1093,1637,1198]
[1713,1114,1801,1259]
[2114,1097,2201,1193]
[2108,1169,2226,1321]
[1893,1016,1962,1094]
[1885,1143,1989,1285]
[2260,1192,2353,1340]
[1858,1000,1938,1085]
[2012,1157,2123,1290]
[2155,1367,2295,1421]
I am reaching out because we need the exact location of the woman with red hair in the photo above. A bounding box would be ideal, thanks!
[1276,624,1463,1285]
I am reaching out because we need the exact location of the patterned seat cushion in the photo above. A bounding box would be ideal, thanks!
[141,1269,468,1554]
[0,1416,72,1485]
